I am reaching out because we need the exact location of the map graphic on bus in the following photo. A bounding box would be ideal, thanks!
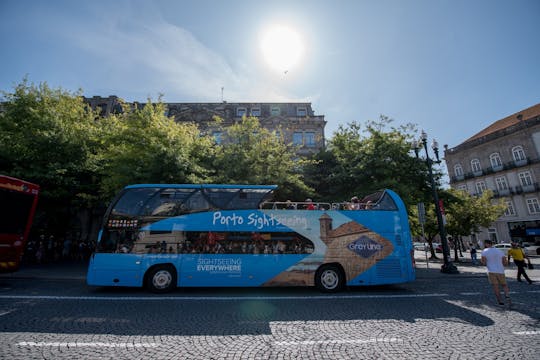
[87,184,415,292]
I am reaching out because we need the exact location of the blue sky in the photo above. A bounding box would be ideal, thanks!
[1,0,539,156]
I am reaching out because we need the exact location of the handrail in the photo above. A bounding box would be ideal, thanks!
[260,201,378,210]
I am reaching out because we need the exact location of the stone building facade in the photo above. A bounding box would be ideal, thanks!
[84,96,326,156]
[444,103,540,245]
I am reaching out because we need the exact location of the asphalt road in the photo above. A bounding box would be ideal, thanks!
[0,257,539,359]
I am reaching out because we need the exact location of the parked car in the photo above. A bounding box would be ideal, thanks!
[522,242,540,256]
[493,243,512,255]
[413,242,427,251]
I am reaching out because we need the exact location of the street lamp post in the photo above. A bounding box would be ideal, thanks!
[413,131,459,274]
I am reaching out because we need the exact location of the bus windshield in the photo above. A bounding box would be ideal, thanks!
[0,175,40,272]
[111,185,275,219]
[88,184,414,293]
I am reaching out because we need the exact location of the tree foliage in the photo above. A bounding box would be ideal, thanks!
[1,79,506,247]
[94,100,215,199]
[445,189,506,238]
[211,116,315,200]
[0,80,103,232]
[307,116,431,205]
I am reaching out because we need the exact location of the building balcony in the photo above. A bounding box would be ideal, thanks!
[472,170,483,177]
[513,183,540,195]
[497,188,511,196]
[449,157,540,185]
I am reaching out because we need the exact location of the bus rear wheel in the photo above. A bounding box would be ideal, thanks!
[146,265,177,293]
[315,264,344,293]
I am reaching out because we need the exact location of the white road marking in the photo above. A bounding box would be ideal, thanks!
[275,337,402,346]
[0,310,13,316]
[512,331,540,335]
[17,341,158,348]
[459,292,482,296]
[0,293,448,301]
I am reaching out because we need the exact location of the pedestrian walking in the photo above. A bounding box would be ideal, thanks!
[507,242,533,284]
[481,239,511,306]
[470,247,478,265]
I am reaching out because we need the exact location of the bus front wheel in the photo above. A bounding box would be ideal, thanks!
[146,265,177,293]
[315,264,344,293]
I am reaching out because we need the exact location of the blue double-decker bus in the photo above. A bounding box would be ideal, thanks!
[87,184,415,292]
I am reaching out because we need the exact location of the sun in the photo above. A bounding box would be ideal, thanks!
[259,25,304,73]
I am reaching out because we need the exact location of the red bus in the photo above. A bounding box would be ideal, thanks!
[0,175,40,272]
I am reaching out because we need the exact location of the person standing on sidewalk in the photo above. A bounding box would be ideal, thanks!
[507,242,533,284]
[481,239,511,306]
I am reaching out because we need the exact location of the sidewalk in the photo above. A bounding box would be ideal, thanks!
[0,260,88,281]
[1,254,538,282]
[414,250,540,280]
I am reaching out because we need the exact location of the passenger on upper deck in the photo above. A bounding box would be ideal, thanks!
[348,196,360,210]
[305,199,316,210]
[285,200,297,210]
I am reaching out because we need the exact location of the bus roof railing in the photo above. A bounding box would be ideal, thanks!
[125,184,278,190]
[260,201,332,210]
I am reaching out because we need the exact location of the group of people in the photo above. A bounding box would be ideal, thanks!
[277,197,375,211]
[24,234,94,264]
[344,196,374,210]
[480,240,534,306]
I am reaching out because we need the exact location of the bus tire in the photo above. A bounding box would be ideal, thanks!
[315,264,344,293]
[146,265,177,293]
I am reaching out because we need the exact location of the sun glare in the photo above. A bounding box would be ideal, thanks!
[260,25,304,73]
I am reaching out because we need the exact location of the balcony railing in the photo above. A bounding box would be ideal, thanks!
[490,183,540,198]
[450,157,539,183]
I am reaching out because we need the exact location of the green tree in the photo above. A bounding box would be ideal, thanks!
[0,79,101,233]
[95,99,216,199]
[212,116,314,200]
[309,116,430,205]
[445,189,506,261]
[408,201,441,258]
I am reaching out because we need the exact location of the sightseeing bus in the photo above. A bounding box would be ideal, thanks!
[87,184,415,293]
[0,175,40,272]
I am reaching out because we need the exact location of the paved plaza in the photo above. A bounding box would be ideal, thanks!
[0,252,538,359]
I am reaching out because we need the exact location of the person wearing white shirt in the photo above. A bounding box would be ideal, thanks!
[481,239,511,306]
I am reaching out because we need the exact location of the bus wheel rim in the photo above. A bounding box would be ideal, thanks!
[321,269,338,289]
[153,270,172,289]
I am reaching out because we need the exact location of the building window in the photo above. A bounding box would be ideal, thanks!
[457,184,468,192]
[236,107,247,117]
[512,146,526,162]
[488,228,498,243]
[526,198,540,214]
[250,107,261,117]
[471,159,481,173]
[518,171,533,187]
[293,132,303,145]
[296,106,307,117]
[475,181,487,195]
[495,176,508,191]
[270,106,281,116]
[454,164,463,177]
[504,200,515,216]
[304,132,316,147]
[489,153,502,169]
